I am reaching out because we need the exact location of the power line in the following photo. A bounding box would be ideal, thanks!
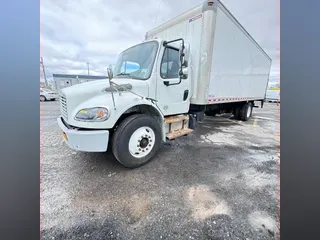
[154,0,163,26]
[40,57,49,88]
[87,62,90,75]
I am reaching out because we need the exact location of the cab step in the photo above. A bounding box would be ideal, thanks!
[166,128,193,140]
[164,115,189,124]
[164,114,192,140]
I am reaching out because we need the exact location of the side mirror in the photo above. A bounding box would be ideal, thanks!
[179,43,190,67]
[107,65,113,80]
[183,43,190,67]
[180,67,188,79]
[179,44,185,67]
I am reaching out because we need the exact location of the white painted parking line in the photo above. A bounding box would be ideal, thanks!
[218,116,246,126]
[252,116,278,121]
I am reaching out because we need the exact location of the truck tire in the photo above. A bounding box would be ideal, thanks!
[240,102,252,121]
[111,114,161,168]
[234,107,241,120]
[205,110,217,117]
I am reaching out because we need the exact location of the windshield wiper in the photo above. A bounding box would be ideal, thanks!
[110,81,144,99]
[115,72,142,80]
[116,73,131,77]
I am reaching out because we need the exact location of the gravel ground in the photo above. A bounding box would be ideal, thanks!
[41,101,280,240]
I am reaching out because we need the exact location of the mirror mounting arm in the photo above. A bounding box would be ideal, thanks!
[163,78,182,87]
[163,38,185,48]
[162,38,188,87]
[107,65,116,110]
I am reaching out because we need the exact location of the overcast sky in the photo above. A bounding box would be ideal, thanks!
[40,0,279,83]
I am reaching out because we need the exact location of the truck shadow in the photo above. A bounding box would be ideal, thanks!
[73,114,250,174]
[195,115,237,136]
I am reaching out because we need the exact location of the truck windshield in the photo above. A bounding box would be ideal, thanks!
[113,41,158,80]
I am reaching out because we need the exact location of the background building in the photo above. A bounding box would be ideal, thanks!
[266,81,280,102]
[53,74,107,91]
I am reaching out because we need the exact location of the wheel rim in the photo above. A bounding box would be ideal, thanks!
[40,96,45,101]
[128,126,155,158]
[246,105,251,118]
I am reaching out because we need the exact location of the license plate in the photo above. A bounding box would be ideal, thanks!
[62,132,68,141]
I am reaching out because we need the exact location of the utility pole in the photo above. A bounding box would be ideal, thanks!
[40,57,49,89]
[87,62,90,75]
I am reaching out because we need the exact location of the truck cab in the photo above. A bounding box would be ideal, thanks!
[112,38,191,116]
[57,38,193,168]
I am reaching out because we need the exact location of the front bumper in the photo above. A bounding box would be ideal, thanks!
[57,117,109,152]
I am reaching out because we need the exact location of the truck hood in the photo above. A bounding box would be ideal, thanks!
[60,78,149,99]
[59,78,149,125]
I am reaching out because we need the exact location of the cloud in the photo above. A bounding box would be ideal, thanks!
[41,0,279,82]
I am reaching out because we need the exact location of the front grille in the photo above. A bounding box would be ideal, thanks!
[60,95,68,120]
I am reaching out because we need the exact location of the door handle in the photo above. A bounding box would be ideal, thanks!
[183,90,189,101]
[163,78,182,86]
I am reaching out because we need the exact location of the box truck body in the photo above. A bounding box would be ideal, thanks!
[146,0,272,105]
[57,0,272,168]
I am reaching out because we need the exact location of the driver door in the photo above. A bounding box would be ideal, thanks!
[156,46,190,116]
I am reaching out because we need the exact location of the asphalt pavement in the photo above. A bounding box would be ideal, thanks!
[41,100,280,240]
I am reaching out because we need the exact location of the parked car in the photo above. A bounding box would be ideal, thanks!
[40,88,59,101]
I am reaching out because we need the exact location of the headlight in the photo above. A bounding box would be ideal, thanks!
[75,107,110,121]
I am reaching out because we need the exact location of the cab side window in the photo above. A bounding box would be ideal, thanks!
[160,47,180,79]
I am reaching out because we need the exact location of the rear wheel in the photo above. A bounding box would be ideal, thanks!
[234,107,241,120]
[111,114,161,168]
[240,102,253,121]
[40,95,46,102]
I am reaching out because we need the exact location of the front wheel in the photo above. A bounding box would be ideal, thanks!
[111,114,161,168]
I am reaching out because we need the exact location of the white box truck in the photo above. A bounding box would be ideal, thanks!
[57,0,272,168]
